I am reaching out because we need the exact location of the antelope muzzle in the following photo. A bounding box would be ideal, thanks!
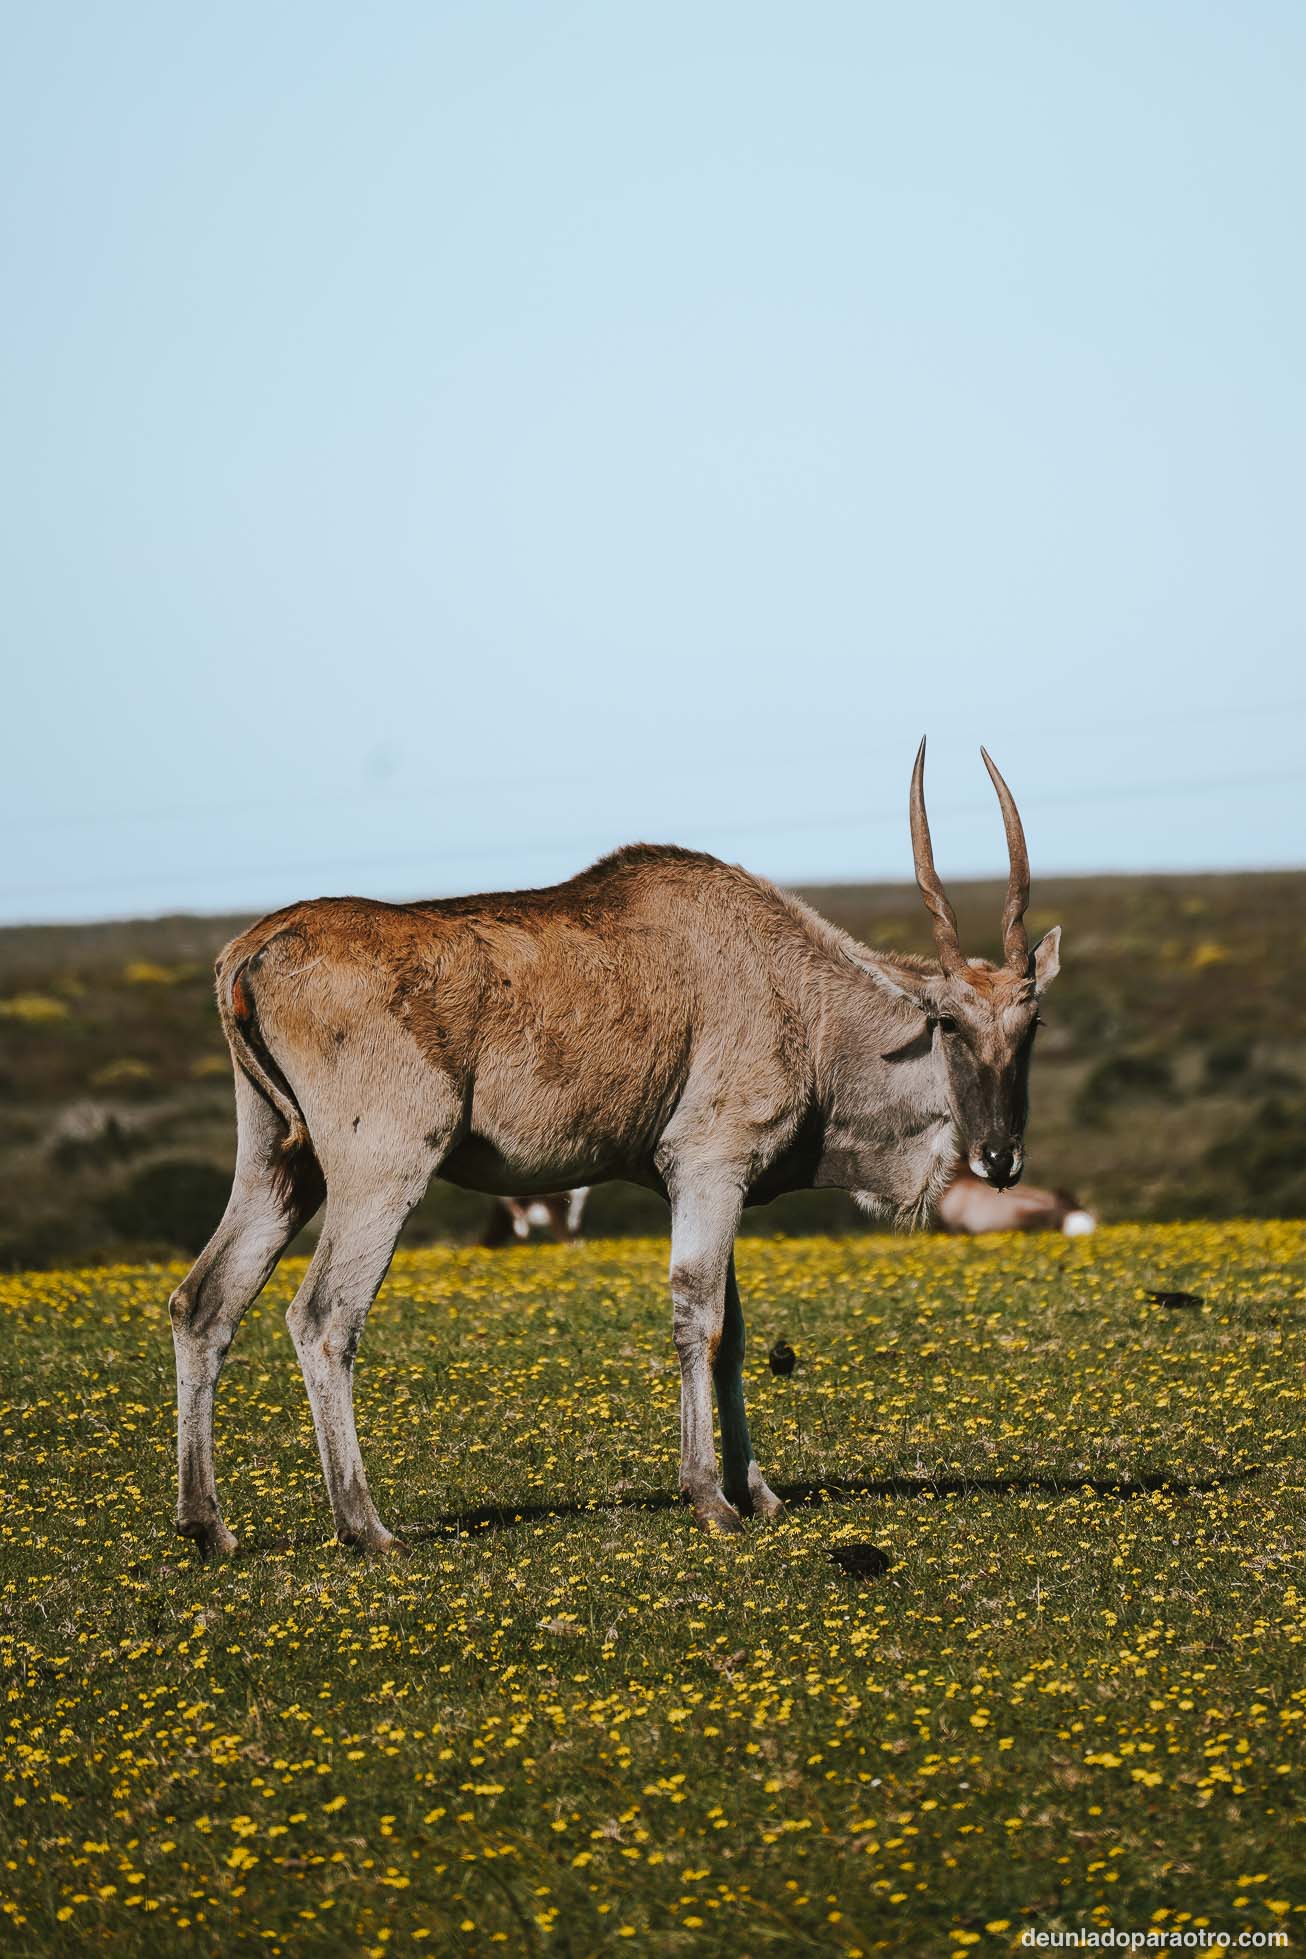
[972,1139,1023,1190]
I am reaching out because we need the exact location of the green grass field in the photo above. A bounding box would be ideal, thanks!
[3,1225,1303,1954]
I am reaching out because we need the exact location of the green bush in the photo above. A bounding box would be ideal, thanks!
[1205,1096,1306,1217]
[101,1158,231,1257]
[1202,1038,1251,1090]
[1072,1049,1175,1126]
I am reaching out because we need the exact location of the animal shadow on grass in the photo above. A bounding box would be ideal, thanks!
[225,1466,1263,1558]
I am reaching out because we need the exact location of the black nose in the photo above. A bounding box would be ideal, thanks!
[982,1144,1016,1189]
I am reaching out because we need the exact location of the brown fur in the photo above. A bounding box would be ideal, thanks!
[218,849,831,1203]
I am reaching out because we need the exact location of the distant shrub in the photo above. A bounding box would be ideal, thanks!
[1147,1094,1306,1220]
[0,1212,78,1271]
[122,961,176,985]
[1203,1038,1250,1089]
[1201,1039,1300,1101]
[1178,1097,1306,1219]
[1210,1096,1306,1216]
[1072,1049,1175,1126]
[51,1109,135,1172]
[190,1054,231,1080]
[0,992,69,1023]
[89,1058,156,1093]
[121,960,199,987]
[102,1159,230,1256]
[1257,1064,1302,1095]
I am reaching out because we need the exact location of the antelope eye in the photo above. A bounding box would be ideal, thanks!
[935,1015,958,1036]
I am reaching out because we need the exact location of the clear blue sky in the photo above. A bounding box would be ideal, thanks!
[4,2,1304,924]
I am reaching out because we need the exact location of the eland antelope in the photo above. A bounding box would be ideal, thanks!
[482,1188,591,1247]
[937,1169,1096,1236]
[171,740,1060,1553]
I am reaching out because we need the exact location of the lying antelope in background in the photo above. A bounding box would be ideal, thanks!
[482,1188,590,1246]
[936,1169,1095,1236]
[171,739,1060,1552]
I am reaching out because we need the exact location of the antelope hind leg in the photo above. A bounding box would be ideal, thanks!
[171,1075,323,1558]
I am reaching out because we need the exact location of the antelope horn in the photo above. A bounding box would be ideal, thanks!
[980,745,1030,970]
[909,736,965,976]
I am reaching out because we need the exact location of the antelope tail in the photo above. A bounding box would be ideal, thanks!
[216,949,311,1160]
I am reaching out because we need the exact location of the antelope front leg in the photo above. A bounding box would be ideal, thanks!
[716,1254,785,1521]
[668,1172,745,1534]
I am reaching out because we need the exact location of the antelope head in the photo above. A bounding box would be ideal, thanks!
[882,739,1062,1190]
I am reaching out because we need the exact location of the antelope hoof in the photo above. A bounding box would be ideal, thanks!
[747,1465,787,1521]
[177,1517,239,1561]
[338,1524,404,1556]
[683,1488,745,1535]
[724,1489,787,1522]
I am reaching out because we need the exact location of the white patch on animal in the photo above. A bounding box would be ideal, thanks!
[1062,1209,1096,1237]
[565,1187,590,1233]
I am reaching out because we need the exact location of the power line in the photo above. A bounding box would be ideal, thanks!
[5,763,1305,909]
[9,694,1306,842]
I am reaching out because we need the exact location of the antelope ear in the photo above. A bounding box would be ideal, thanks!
[853,951,937,1017]
[1031,926,1061,996]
